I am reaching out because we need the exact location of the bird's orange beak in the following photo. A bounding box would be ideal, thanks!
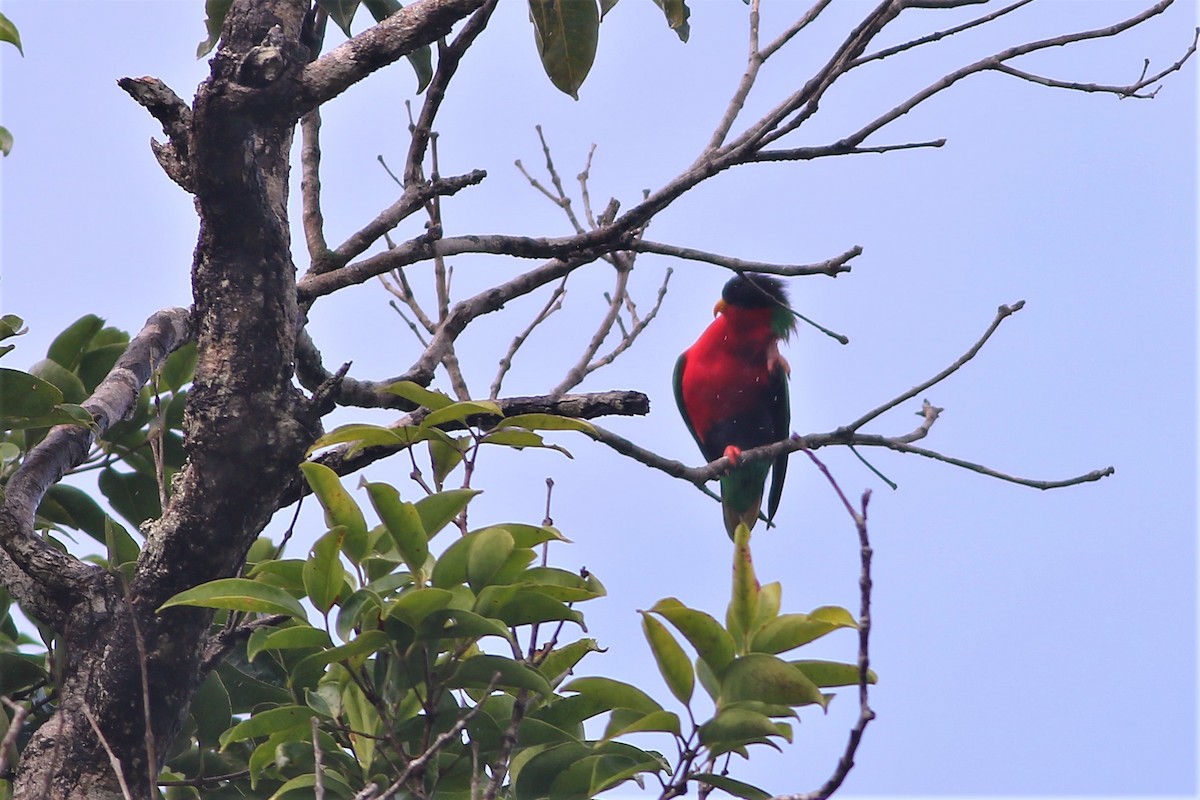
[713,298,726,317]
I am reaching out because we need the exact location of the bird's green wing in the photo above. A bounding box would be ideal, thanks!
[766,363,791,522]
[673,351,704,452]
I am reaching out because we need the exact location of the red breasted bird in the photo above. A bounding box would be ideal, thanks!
[674,273,795,538]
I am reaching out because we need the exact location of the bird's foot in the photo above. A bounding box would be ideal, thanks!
[723,445,742,467]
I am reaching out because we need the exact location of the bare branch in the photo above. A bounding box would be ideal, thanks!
[750,138,946,162]
[301,109,331,260]
[844,300,1024,433]
[853,0,1036,66]
[635,241,859,277]
[490,278,568,399]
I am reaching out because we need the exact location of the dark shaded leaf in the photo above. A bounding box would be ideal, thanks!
[528,0,600,99]
[450,654,552,696]
[46,314,103,370]
[28,358,86,404]
[99,467,161,528]
[649,0,690,42]
[692,773,770,800]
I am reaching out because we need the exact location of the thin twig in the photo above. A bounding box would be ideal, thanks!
[489,278,568,399]
[634,241,859,277]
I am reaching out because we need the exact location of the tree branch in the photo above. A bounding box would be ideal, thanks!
[634,241,859,277]
[0,307,192,625]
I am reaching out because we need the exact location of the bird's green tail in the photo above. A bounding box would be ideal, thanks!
[720,461,770,539]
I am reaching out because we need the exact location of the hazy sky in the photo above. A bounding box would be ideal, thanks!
[1,0,1196,796]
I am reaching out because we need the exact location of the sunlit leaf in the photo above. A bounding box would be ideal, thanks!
[247,625,332,662]
[602,707,682,741]
[299,462,368,563]
[475,586,584,628]
[289,630,389,689]
[791,659,876,688]
[46,314,103,371]
[29,358,86,404]
[0,12,23,55]
[727,524,759,651]
[641,612,693,705]
[386,587,454,628]
[365,481,428,576]
[491,414,597,435]
[416,487,480,539]
[421,399,503,428]
[450,653,553,696]
[417,607,513,643]
[750,610,856,655]
[385,380,453,411]
[303,527,347,614]
[650,597,735,676]
[219,704,315,748]
[698,707,791,752]
[560,676,662,714]
[536,637,604,686]
[719,653,826,709]
[159,578,307,619]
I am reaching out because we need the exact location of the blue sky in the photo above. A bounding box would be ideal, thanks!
[1,0,1196,795]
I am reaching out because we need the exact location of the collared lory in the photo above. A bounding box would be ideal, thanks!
[674,273,796,538]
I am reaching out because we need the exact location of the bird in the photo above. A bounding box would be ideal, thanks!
[674,272,795,538]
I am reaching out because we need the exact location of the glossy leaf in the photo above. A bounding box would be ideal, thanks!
[417,607,513,643]
[560,676,662,714]
[365,482,428,576]
[28,358,86,404]
[386,587,455,628]
[468,526,515,592]
[303,527,347,614]
[450,654,553,696]
[248,559,307,594]
[650,597,735,676]
[791,659,876,688]
[537,637,604,685]
[719,653,826,709]
[421,399,503,428]
[416,487,480,539]
[750,609,856,654]
[159,578,307,619]
[299,462,368,563]
[385,380,453,410]
[692,773,770,800]
[99,467,161,528]
[247,625,332,662]
[491,414,597,435]
[602,707,682,740]
[46,314,103,370]
[641,612,693,705]
[699,707,791,751]
[528,0,600,100]
[219,704,315,748]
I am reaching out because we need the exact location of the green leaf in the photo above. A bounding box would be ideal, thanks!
[299,462,368,563]
[319,0,362,37]
[468,526,514,593]
[601,707,681,741]
[421,399,503,428]
[549,743,669,798]
[750,610,856,655]
[385,380,453,410]
[248,625,332,661]
[727,524,759,652]
[791,659,876,688]
[46,315,103,371]
[158,341,198,393]
[699,707,791,751]
[192,670,232,747]
[416,488,479,539]
[0,12,22,55]
[0,367,62,424]
[303,527,347,614]
[0,653,45,695]
[450,654,553,696]
[28,359,87,404]
[599,0,619,19]
[560,676,662,715]
[0,314,24,340]
[77,343,127,395]
[362,482,429,575]
[268,770,355,800]
[650,598,735,676]
[104,516,140,568]
[0,125,12,157]
[692,773,770,800]
[754,581,781,629]
[428,435,467,486]
[342,680,379,772]
[641,612,693,705]
[473,523,568,549]
[528,0,600,100]
[521,567,605,602]
[649,0,690,43]
[536,638,604,685]
[335,588,383,642]
[219,704,315,748]
[39,484,107,543]
[474,586,584,628]
[386,587,454,628]
[159,578,307,619]
[289,630,389,689]
[719,653,827,709]
[491,414,597,435]
[480,429,573,458]
[416,607,514,643]
[99,467,162,528]
[248,558,307,594]
[197,0,233,57]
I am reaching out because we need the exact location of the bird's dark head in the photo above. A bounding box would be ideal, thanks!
[719,273,796,339]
